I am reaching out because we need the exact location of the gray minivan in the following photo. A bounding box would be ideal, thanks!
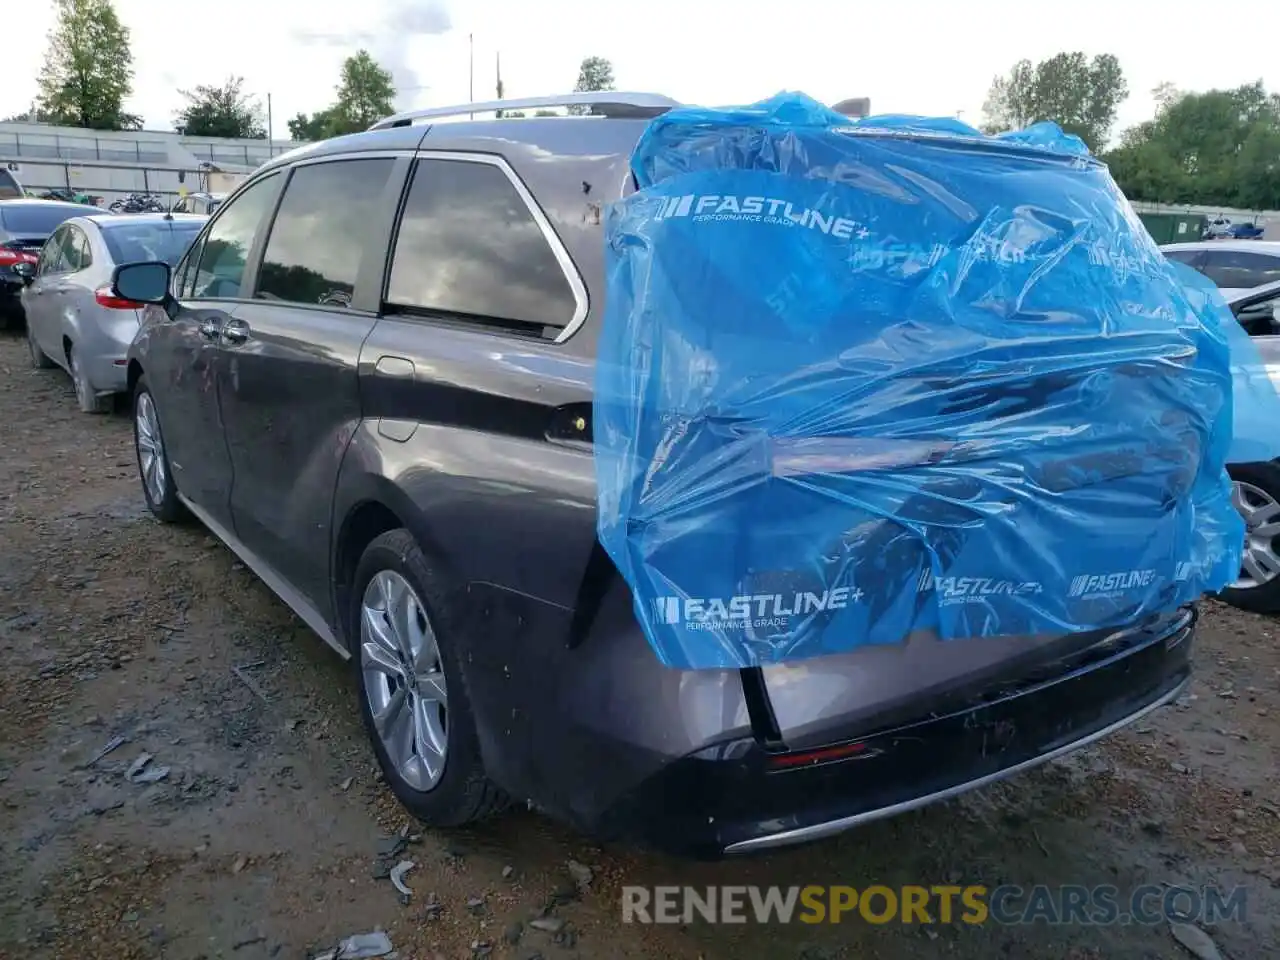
[106,92,1196,858]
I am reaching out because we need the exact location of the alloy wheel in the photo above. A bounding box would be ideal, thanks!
[135,392,167,506]
[1232,480,1280,590]
[360,570,449,791]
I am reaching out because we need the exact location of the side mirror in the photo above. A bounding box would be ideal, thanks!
[11,261,35,284]
[112,261,171,305]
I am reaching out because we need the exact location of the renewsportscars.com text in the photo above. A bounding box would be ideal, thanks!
[621,884,1247,926]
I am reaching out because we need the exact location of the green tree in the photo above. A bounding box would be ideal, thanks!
[287,109,335,141]
[1105,81,1280,208]
[331,50,396,133]
[174,76,265,138]
[981,52,1128,152]
[36,0,139,130]
[568,55,616,115]
[287,51,396,140]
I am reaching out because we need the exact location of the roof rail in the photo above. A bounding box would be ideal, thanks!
[368,91,681,131]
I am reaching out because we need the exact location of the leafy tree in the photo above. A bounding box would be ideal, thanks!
[568,56,616,115]
[287,108,336,141]
[1105,81,1280,208]
[174,76,265,138]
[332,50,396,132]
[981,52,1128,152]
[36,0,140,130]
[286,51,395,140]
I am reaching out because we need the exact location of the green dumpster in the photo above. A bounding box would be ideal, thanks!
[1138,212,1178,244]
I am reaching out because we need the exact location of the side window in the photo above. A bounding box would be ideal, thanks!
[1201,251,1280,289]
[187,173,281,299]
[385,157,579,334]
[63,227,91,270]
[38,227,69,275]
[254,158,394,308]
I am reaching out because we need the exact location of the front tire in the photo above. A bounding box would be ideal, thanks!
[350,529,509,827]
[1220,462,1280,614]
[69,344,110,414]
[133,377,187,523]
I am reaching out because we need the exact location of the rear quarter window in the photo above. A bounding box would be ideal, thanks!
[383,156,581,337]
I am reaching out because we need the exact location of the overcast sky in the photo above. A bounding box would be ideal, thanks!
[5,0,1279,142]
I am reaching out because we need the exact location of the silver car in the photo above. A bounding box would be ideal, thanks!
[1160,240,1280,299]
[19,213,207,412]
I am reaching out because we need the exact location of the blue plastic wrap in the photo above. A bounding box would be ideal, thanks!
[595,92,1280,670]
[1163,265,1280,465]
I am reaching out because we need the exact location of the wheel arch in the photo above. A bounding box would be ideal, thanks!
[126,358,144,396]
[331,474,462,653]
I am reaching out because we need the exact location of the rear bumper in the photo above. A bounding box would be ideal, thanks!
[591,607,1194,859]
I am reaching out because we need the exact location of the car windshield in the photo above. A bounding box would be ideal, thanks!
[101,220,204,266]
[0,204,82,234]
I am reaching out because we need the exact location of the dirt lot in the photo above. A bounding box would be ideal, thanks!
[1,328,1279,960]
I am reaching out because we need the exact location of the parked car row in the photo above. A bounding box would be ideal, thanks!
[1,199,106,330]
[0,103,1269,858]
[21,212,208,412]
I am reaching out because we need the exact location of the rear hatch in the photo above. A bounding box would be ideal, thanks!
[0,235,45,276]
[3,235,49,254]
[751,363,1192,746]
[565,120,1187,751]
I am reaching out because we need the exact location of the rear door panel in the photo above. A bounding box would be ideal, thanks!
[357,317,596,607]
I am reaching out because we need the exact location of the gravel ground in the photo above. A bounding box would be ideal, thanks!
[1,327,1279,960]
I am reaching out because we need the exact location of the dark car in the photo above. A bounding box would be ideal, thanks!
[110,91,1195,859]
[0,198,100,328]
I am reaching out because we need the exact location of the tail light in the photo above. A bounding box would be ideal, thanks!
[94,285,143,310]
[0,245,38,267]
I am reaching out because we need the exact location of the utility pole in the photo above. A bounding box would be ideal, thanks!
[469,34,474,118]
[267,92,273,151]
[496,52,503,117]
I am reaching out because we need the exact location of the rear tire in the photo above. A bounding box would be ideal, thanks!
[1220,462,1280,614]
[69,344,110,414]
[27,322,54,369]
[133,376,188,523]
[349,529,509,827]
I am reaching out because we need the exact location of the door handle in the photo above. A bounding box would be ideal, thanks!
[221,318,250,345]
[198,317,222,340]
